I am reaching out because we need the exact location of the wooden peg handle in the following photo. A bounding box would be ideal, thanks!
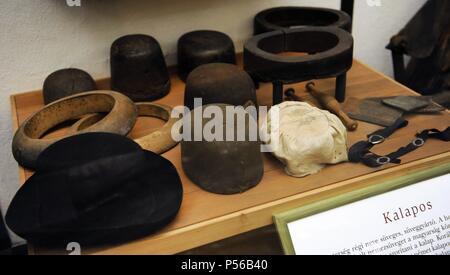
[284,88,301,101]
[306,82,358,131]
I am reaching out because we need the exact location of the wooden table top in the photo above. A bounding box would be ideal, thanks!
[10,58,450,254]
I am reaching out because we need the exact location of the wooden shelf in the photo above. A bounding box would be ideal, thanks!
[10,58,450,254]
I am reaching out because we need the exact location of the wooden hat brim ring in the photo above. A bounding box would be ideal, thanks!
[253,7,352,35]
[70,102,179,155]
[244,26,353,104]
[12,91,138,169]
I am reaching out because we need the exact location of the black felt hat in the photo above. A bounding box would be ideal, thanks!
[6,133,183,246]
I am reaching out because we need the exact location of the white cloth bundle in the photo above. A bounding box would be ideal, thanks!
[261,101,348,177]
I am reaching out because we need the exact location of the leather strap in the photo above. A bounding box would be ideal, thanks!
[348,118,408,164]
[349,118,450,168]
[367,118,409,144]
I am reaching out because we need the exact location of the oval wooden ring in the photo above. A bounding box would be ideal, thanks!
[244,27,353,83]
[254,7,352,34]
[12,90,138,168]
[70,102,179,155]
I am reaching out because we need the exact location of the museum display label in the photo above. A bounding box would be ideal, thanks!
[275,164,450,255]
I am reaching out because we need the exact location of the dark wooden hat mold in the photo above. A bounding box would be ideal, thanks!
[43,68,97,105]
[184,63,257,110]
[111,34,171,102]
[177,30,236,82]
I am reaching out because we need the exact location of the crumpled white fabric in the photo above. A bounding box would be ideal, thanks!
[261,101,348,178]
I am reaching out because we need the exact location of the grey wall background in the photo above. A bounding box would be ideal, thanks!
[0,0,426,245]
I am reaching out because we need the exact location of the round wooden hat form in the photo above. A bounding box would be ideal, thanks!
[177,30,236,81]
[43,68,97,105]
[184,63,257,110]
[111,34,171,102]
[254,6,352,35]
[181,104,264,195]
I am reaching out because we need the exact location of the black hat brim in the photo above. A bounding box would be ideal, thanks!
[6,133,183,246]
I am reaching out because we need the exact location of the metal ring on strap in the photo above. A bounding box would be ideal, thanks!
[70,102,179,155]
[368,134,385,145]
[12,91,138,168]
[412,137,425,147]
[376,156,391,165]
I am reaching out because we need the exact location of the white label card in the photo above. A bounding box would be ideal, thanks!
[287,174,450,255]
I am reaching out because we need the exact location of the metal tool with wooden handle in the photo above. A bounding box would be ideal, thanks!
[305,82,358,131]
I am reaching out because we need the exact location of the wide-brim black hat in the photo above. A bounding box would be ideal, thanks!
[6,133,183,246]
